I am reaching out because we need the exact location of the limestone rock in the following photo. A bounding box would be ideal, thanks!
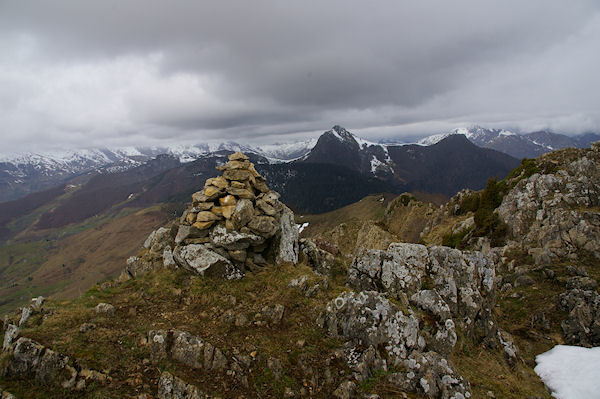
[318,291,424,362]
[3,324,19,350]
[196,211,221,222]
[300,238,333,275]
[248,215,278,238]
[231,199,255,230]
[229,151,249,161]
[558,288,600,347]
[497,152,600,258]
[173,244,243,280]
[171,330,205,369]
[158,371,206,399]
[19,307,32,327]
[94,303,115,315]
[192,220,216,230]
[276,207,299,264]
[210,224,264,251]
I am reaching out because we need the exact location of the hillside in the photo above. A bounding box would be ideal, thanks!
[2,145,598,398]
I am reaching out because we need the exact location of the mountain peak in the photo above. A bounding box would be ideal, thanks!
[328,125,356,142]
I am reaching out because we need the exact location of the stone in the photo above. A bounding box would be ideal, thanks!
[19,307,32,326]
[253,177,270,193]
[193,186,222,203]
[196,211,221,222]
[261,304,285,325]
[223,169,253,182]
[211,206,224,217]
[300,238,333,275]
[229,151,249,161]
[31,296,45,312]
[219,194,237,206]
[195,202,215,211]
[163,248,177,268]
[185,212,197,224]
[248,215,279,237]
[148,330,169,361]
[221,205,236,219]
[566,276,597,290]
[3,324,19,350]
[559,288,600,347]
[318,291,423,362]
[256,199,278,216]
[223,160,251,170]
[205,176,229,189]
[230,181,248,189]
[231,199,255,230]
[192,220,216,230]
[173,244,243,280]
[158,371,206,399]
[228,249,247,263]
[94,303,115,314]
[210,224,265,250]
[276,207,299,264]
[227,187,255,199]
[171,330,205,369]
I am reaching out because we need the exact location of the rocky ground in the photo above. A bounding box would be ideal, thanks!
[1,145,599,398]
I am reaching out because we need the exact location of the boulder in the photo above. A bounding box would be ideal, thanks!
[94,303,115,315]
[171,330,205,369]
[3,324,19,350]
[158,371,206,399]
[210,224,264,251]
[276,207,299,264]
[300,238,333,275]
[173,244,243,280]
[248,216,278,238]
[558,289,600,347]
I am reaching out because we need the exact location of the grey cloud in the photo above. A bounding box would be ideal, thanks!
[0,0,599,152]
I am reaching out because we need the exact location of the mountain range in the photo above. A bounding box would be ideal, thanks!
[419,125,600,159]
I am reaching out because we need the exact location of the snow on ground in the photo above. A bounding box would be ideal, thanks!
[534,345,600,399]
[298,222,309,234]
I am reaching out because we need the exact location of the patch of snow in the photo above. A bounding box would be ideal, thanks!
[370,155,384,173]
[298,222,309,234]
[534,345,600,399]
[417,133,451,146]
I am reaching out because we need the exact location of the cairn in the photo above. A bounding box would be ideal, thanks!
[126,152,298,280]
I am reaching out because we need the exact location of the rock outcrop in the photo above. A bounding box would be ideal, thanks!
[125,152,299,280]
[319,242,512,398]
[1,337,110,391]
[558,288,600,347]
[497,150,600,259]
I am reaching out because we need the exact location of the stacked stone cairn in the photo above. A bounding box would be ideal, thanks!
[126,152,298,280]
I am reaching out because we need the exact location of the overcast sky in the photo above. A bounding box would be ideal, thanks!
[1,1,599,152]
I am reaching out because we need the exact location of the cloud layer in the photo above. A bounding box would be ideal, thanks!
[1,1,599,151]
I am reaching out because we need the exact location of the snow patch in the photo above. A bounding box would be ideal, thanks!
[534,345,600,399]
[298,222,309,234]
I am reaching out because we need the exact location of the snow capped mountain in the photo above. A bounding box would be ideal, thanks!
[418,126,599,159]
[417,126,517,146]
[255,138,317,161]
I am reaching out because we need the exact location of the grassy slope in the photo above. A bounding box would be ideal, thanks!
[0,206,171,315]
[297,193,394,238]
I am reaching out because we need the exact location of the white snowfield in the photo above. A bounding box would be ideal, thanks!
[534,345,600,399]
